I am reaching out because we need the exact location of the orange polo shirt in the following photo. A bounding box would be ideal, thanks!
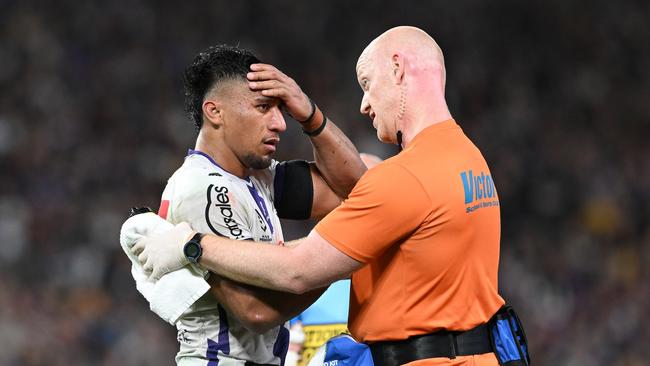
[315,119,505,344]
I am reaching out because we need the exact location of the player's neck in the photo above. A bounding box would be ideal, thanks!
[195,134,249,179]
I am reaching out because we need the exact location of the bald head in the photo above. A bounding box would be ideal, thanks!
[356,26,451,147]
[357,26,445,84]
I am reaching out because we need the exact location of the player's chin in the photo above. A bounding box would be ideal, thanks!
[244,152,273,170]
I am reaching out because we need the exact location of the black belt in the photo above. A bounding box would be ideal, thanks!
[369,323,493,366]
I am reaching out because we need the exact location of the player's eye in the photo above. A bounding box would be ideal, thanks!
[257,104,271,112]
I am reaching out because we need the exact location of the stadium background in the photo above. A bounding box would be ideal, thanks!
[0,0,648,364]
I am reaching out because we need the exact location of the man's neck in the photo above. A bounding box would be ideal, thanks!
[399,104,452,149]
[195,134,249,178]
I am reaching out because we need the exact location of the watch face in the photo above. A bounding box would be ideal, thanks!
[185,234,203,263]
[186,242,200,257]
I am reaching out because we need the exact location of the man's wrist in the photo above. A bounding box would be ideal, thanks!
[295,98,316,124]
[301,107,327,136]
[183,232,205,264]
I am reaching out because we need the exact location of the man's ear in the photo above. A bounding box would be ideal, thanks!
[391,52,405,85]
[202,99,222,128]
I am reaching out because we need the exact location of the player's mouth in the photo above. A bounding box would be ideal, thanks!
[262,137,280,153]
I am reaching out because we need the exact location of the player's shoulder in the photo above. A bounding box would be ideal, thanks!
[168,155,247,197]
[170,155,222,183]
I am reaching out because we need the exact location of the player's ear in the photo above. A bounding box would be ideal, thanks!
[202,99,223,129]
[391,52,405,85]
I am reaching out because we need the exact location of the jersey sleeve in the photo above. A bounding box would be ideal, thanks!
[166,169,254,241]
[314,162,431,263]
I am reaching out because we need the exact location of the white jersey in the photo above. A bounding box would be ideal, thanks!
[160,150,287,366]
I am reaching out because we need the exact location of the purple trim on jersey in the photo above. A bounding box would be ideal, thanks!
[188,149,253,183]
[206,305,231,366]
[246,183,275,234]
[206,339,219,366]
[187,149,228,172]
[190,148,274,234]
[273,326,290,366]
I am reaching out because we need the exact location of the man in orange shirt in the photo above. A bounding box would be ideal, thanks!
[125,26,529,365]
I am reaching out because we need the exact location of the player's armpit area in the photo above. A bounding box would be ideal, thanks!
[208,273,326,334]
[274,160,313,220]
[308,164,343,220]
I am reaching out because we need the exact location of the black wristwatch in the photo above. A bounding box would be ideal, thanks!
[184,233,205,263]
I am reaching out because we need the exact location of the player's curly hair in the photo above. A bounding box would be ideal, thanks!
[183,44,260,130]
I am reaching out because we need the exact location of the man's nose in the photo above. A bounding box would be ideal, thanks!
[269,107,286,132]
[360,94,370,115]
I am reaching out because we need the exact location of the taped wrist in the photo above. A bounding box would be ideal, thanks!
[301,105,327,136]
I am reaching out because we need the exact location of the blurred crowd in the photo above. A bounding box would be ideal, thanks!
[0,0,648,365]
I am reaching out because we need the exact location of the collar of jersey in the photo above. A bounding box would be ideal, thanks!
[406,119,458,150]
[187,149,252,184]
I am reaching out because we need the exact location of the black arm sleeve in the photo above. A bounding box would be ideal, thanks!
[273,160,313,220]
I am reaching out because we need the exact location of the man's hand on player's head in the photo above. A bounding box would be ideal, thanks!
[247,63,313,122]
[132,222,196,280]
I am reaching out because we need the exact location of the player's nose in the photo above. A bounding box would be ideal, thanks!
[269,106,286,133]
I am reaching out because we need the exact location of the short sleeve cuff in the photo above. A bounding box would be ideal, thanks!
[314,224,372,264]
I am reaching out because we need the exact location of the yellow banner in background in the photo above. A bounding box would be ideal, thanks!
[299,323,348,366]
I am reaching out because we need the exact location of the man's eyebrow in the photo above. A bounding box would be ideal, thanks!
[253,95,279,104]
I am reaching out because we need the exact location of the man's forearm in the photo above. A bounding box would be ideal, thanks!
[208,274,326,333]
[128,215,363,291]
[196,230,359,294]
[304,107,366,198]
[199,235,311,293]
